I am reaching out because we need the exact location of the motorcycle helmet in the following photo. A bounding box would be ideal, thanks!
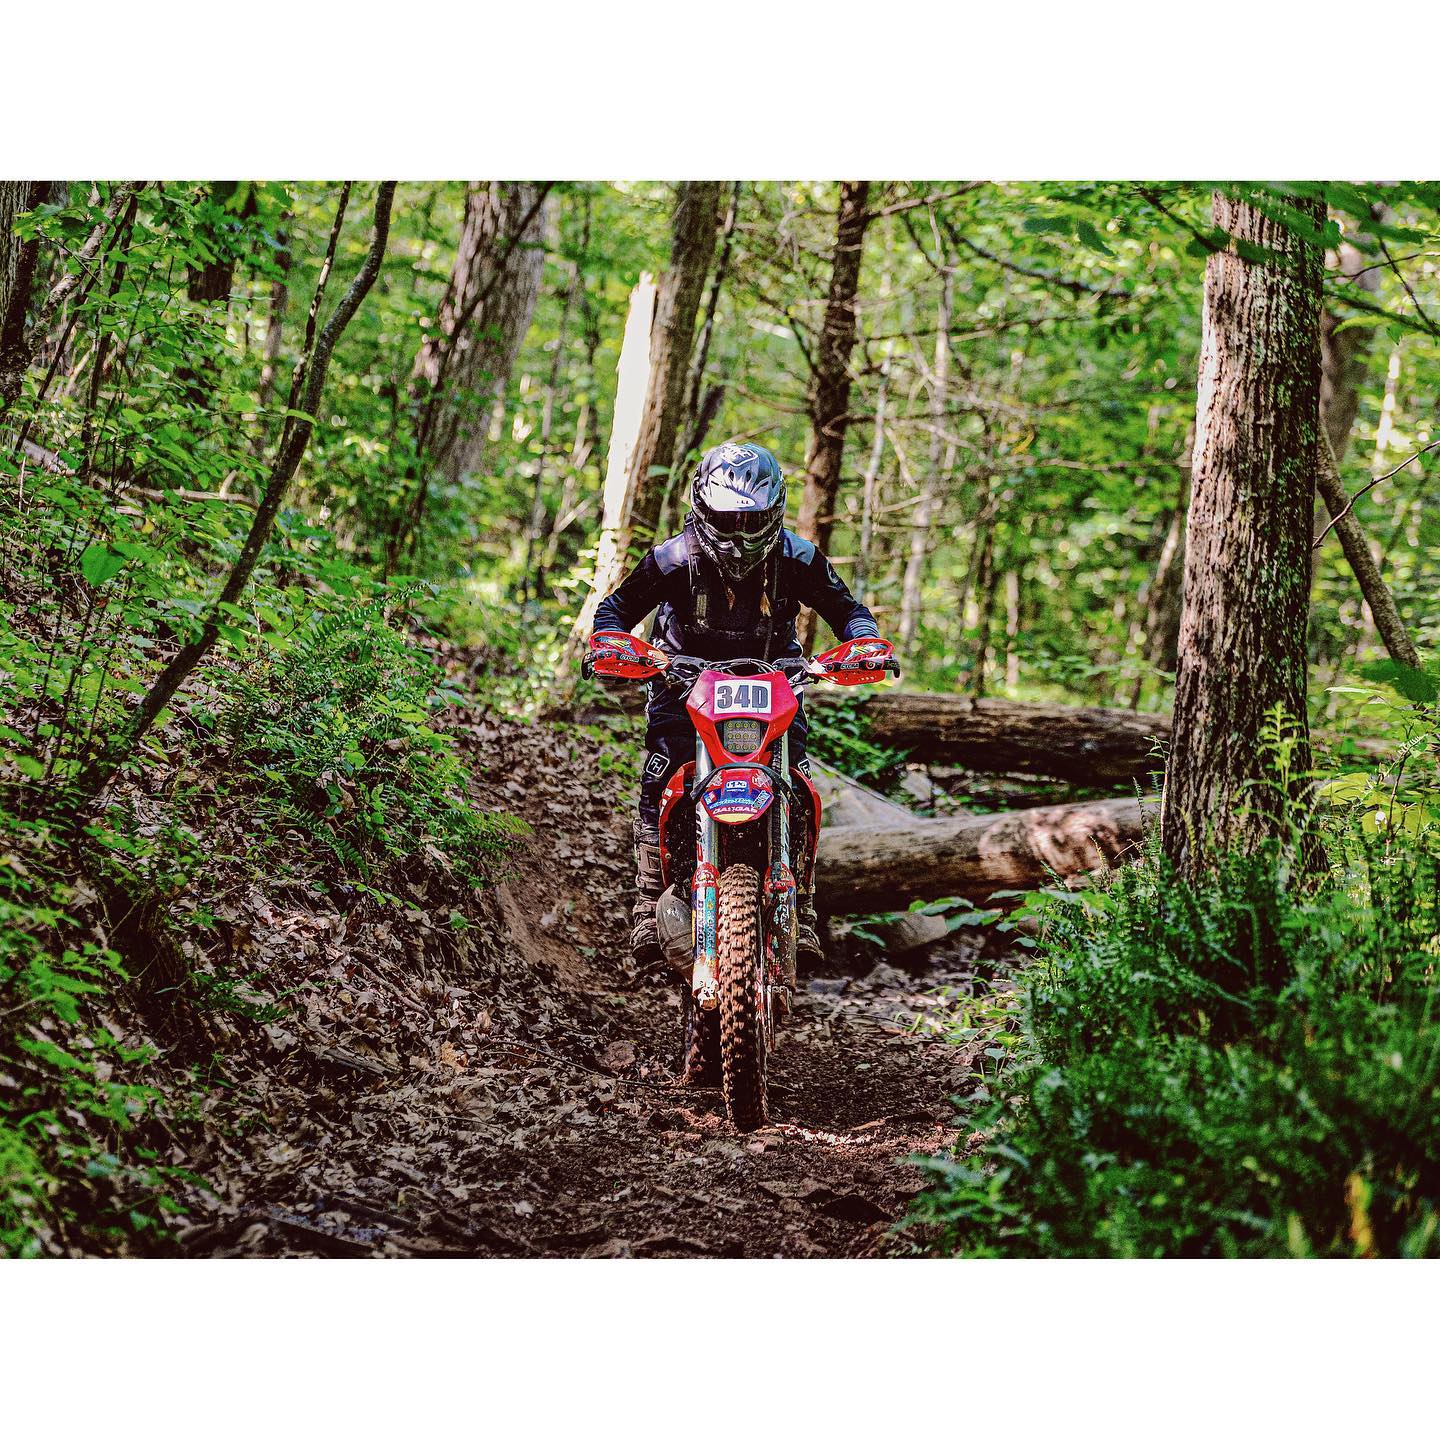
[689,440,787,580]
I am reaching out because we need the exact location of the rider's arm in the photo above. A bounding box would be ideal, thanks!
[592,550,669,634]
[794,545,881,642]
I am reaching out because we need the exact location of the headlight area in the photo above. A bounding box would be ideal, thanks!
[720,718,767,756]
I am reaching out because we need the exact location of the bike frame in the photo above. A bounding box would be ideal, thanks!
[684,665,802,1015]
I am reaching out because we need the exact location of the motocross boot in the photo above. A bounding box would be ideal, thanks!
[630,820,665,969]
[796,886,823,970]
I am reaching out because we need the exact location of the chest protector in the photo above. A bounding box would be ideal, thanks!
[684,526,788,660]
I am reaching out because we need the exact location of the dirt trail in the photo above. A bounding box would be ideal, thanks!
[170,713,987,1259]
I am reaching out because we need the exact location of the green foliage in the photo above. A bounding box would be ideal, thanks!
[805,690,908,788]
[221,590,527,884]
[910,799,1440,1257]
[0,809,172,1257]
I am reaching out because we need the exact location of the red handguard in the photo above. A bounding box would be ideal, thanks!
[813,636,896,686]
[588,629,669,680]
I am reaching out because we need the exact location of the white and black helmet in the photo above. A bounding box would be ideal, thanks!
[689,441,787,580]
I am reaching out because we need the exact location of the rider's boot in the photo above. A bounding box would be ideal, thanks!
[630,820,665,970]
[795,885,823,972]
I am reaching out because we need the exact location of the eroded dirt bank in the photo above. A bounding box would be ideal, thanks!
[162,712,988,1258]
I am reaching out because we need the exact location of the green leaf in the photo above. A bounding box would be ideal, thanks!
[79,544,126,586]
[1073,219,1114,255]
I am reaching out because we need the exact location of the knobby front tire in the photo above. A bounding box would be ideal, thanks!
[680,989,720,1087]
[717,862,768,1131]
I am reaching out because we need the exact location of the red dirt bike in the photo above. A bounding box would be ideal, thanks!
[587,631,899,1130]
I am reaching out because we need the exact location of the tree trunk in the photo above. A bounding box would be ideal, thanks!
[675,180,741,474]
[853,271,894,604]
[1004,565,1022,688]
[394,182,548,562]
[797,181,871,647]
[1312,210,1422,672]
[0,182,51,347]
[518,213,580,611]
[255,230,291,419]
[1,182,141,416]
[898,271,955,658]
[624,181,722,558]
[186,182,257,304]
[1134,424,1194,694]
[967,487,997,697]
[816,796,1150,914]
[1315,428,1421,669]
[560,274,660,673]
[1160,190,1324,876]
[1320,220,1381,462]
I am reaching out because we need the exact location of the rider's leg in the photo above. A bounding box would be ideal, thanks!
[632,700,694,967]
[787,706,823,965]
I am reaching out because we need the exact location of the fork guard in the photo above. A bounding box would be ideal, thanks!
[691,861,720,1010]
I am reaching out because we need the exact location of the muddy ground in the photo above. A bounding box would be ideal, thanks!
[159,710,994,1259]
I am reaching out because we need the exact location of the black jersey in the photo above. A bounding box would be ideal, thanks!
[593,521,879,662]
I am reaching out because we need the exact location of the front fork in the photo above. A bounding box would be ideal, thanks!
[691,734,796,1016]
[765,733,797,1004]
[691,742,721,1011]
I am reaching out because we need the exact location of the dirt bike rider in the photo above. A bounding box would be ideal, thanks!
[586,439,882,972]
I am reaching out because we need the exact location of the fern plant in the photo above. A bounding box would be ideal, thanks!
[221,590,525,884]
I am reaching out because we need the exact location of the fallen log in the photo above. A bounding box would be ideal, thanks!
[573,685,1387,786]
[570,685,1169,784]
[815,795,1153,914]
[807,760,950,952]
[813,691,1169,785]
[812,691,1389,785]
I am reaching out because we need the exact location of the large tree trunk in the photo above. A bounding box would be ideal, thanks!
[816,796,1149,914]
[1160,190,1324,876]
[674,180,741,477]
[797,181,871,647]
[395,182,548,560]
[625,181,722,557]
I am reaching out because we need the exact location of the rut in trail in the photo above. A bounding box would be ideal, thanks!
[166,710,998,1259]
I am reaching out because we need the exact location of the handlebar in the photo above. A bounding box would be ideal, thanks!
[593,651,900,690]
[583,630,900,688]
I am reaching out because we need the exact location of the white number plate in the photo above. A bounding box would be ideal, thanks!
[712,679,772,715]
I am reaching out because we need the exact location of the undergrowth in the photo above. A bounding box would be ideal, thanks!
[911,727,1440,1257]
[221,590,527,885]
